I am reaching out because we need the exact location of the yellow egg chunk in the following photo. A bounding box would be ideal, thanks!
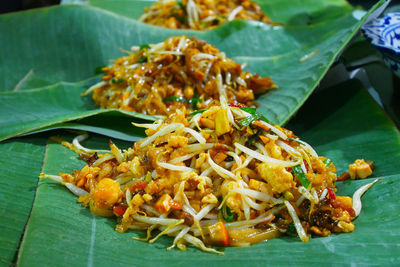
[92,178,121,209]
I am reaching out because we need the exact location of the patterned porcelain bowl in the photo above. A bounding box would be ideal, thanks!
[362,12,400,77]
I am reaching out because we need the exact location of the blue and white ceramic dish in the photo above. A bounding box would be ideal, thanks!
[362,12,400,77]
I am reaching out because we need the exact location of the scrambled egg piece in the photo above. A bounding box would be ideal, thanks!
[257,163,294,194]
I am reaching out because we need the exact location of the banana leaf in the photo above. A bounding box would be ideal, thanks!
[0,137,47,266]
[0,1,386,141]
[8,79,400,266]
[0,83,156,142]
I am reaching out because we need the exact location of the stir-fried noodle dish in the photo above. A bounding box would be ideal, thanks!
[85,36,275,116]
[42,30,378,254]
[43,100,375,253]
[139,0,274,30]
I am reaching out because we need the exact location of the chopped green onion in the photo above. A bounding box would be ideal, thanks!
[221,204,233,222]
[177,0,185,9]
[138,57,147,63]
[239,107,257,114]
[163,96,187,103]
[188,97,203,109]
[94,65,106,75]
[218,197,233,222]
[239,107,272,124]
[139,44,150,50]
[188,88,202,109]
[189,110,206,116]
[247,130,262,145]
[292,165,311,189]
[111,78,125,85]
[173,13,186,24]
[239,114,259,127]
[323,158,332,167]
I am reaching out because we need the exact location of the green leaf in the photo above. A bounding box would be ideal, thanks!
[26,114,147,142]
[0,83,157,141]
[12,79,400,265]
[13,70,55,91]
[0,2,385,136]
[0,137,47,265]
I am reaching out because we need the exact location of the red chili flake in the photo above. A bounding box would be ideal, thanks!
[228,103,245,108]
[303,159,309,173]
[327,188,336,200]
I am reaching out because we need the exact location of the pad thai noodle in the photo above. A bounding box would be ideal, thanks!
[84,36,276,116]
[42,102,374,254]
[139,0,274,30]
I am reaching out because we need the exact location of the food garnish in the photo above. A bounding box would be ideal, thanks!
[84,36,276,116]
[41,103,376,254]
[139,0,274,30]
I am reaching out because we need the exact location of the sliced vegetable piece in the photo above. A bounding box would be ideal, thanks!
[292,165,311,189]
[208,221,229,246]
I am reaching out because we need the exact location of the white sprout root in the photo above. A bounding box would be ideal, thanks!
[352,178,380,217]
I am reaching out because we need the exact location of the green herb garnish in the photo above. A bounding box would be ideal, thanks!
[247,130,262,145]
[172,13,186,24]
[111,78,125,85]
[239,113,259,127]
[239,107,272,125]
[292,165,311,189]
[189,110,206,116]
[163,96,187,103]
[218,197,234,222]
[94,65,106,75]
[323,158,332,167]
[138,57,147,63]
[177,0,185,9]
[139,44,150,50]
